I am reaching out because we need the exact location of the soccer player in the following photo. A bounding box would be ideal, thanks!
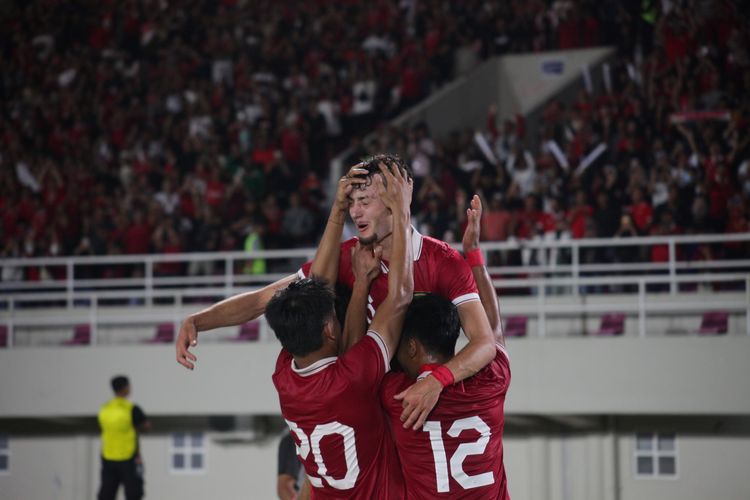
[176,154,495,429]
[267,163,413,498]
[355,195,511,499]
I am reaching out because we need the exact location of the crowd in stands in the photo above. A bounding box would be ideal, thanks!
[0,0,747,279]
[352,0,749,267]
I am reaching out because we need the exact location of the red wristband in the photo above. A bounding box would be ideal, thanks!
[430,365,455,388]
[465,248,484,267]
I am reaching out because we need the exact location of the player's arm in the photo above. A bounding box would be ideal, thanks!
[341,242,382,353]
[277,474,297,500]
[176,274,297,370]
[394,196,495,431]
[297,477,311,500]
[309,166,367,285]
[440,195,497,381]
[368,163,413,358]
[462,194,503,345]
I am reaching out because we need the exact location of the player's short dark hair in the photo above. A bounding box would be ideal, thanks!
[360,153,413,182]
[266,278,336,357]
[111,375,130,393]
[401,294,459,359]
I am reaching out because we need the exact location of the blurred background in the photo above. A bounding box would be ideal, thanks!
[0,0,749,498]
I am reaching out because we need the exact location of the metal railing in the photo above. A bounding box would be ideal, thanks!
[1,233,748,345]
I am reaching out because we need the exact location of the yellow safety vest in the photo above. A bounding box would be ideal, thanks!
[98,397,137,461]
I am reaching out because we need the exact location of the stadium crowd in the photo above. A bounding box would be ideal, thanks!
[0,0,747,277]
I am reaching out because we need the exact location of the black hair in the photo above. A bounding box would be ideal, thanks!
[111,375,129,393]
[358,153,413,184]
[266,277,336,357]
[401,294,459,359]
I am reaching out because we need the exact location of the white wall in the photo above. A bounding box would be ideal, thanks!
[2,422,749,500]
[2,336,750,418]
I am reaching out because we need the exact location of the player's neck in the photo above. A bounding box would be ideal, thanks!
[293,346,337,369]
[414,354,450,378]
[377,226,410,261]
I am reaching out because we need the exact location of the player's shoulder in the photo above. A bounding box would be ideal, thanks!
[379,371,411,409]
[485,344,511,383]
[419,234,460,260]
[381,371,410,393]
[273,349,293,377]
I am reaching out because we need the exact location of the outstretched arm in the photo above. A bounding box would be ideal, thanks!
[463,194,504,345]
[176,166,367,370]
[176,274,298,370]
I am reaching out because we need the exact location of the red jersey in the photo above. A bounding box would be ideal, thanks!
[380,346,511,499]
[272,331,406,499]
[300,229,479,319]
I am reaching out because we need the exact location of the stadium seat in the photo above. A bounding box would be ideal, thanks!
[145,323,175,344]
[0,325,7,348]
[593,313,625,336]
[227,321,260,342]
[503,316,527,337]
[62,324,91,346]
[697,311,728,335]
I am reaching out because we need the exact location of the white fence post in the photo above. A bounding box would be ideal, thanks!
[572,244,580,297]
[67,260,74,308]
[90,295,98,346]
[638,279,646,338]
[668,239,677,295]
[145,260,153,307]
[538,282,546,338]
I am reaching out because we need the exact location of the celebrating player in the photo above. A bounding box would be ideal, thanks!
[176,154,495,430]
[267,163,413,498]
[380,195,511,499]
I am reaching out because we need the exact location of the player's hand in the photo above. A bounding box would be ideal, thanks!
[462,194,482,253]
[351,241,382,284]
[394,375,442,430]
[336,164,368,213]
[374,162,412,215]
[176,317,198,370]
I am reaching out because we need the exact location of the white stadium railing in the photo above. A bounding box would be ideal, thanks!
[1,233,748,345]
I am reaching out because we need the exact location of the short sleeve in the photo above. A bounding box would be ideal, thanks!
[437,246,479,306]
[277,433,302,477]
[132,405,148,429]
[296,239,356,288]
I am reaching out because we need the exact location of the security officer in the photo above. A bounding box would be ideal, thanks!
[98,375,151,500]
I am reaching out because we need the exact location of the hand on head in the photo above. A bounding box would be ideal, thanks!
[336,163,368,212]
[373,162,412,215]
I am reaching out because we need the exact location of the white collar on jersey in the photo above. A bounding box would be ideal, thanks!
[379,226,424,274]
[291,356,337,376]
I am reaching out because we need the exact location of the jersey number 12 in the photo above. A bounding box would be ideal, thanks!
[423,415,494,493]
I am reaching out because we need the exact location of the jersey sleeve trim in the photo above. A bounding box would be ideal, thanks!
[411,226,424,261]
[366,330,390,373]
[452,292,480,306]
[296,268,306,279]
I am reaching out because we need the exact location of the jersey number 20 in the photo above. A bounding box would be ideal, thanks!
[285,419,360,490]
[423,415,494,492]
